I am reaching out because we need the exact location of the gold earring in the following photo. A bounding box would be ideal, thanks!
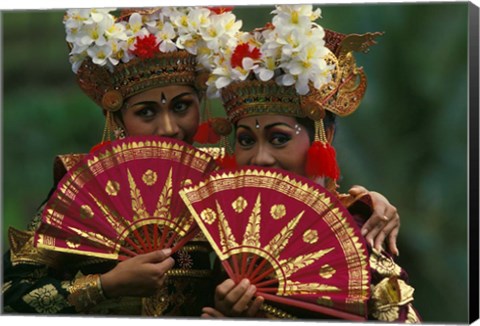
[114,126,126,139]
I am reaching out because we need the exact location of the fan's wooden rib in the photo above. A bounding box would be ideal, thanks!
[255,288,278,293]
[165,230,177,248]
[132,228,148,252]
[240,252,248,279]
[221,260,236,283]
[153,225,159,251]
[143,225,152,251]
[245,255,259,279]
[250,266,275,285]
[124,236,143,254]
[248,258,268,282]
[159,226,169,249]
[231,255,241,282]
[171,228,198,253]
[254,278,278,290]
[119,246,137,258]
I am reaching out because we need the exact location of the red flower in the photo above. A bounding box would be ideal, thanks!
[231,43,261,69]
[207,6,234,14]
[264,22,274,30]
[132,34,159,59]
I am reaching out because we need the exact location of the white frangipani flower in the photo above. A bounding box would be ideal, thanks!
[207,4,334,99]
[87,43,113,66]
[156,22,177,52]
[126,13,144,35]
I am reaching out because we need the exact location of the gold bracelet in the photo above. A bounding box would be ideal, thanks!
[68,274,106,312]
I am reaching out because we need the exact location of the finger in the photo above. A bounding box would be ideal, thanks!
[139,249,173,263]
[230,284,256,315]
[361,201,388,237]
[372,227,389,252]
[348,185,368,196]
[215,279,236,301]
[202,307,224,318]
[387,222,400,256]
[364,217,388,248]
[220,280,251,314]
[361,213,388,237]
[372,212,400,252]
[245,296,264,317]
[371,204,397,243]
[383,204,398,222]
[361,212,387,238]
[158,256,175,271]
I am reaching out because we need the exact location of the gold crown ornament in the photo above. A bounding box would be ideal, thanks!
[207,5,382,180]
[65,7,243,147]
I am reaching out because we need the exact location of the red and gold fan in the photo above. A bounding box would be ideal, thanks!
[179,167,371,320]
[34,136,218,261]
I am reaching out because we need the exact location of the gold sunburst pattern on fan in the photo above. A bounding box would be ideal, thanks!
[34,136,218,260]
[179,167,370,320]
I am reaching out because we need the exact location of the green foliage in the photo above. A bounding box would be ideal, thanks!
[1,4,471,323]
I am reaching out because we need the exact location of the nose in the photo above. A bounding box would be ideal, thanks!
[156,112,180,139]
[250,145,276,167]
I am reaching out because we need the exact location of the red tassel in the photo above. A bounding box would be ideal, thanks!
[194,121,221,144]
[216,153,238,170]
[305,141,340,180]
[89,141,111,154]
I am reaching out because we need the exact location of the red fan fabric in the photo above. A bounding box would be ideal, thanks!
[179,167,370,320]
[34,136,218,260]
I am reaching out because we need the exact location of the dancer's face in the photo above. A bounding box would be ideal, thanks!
[234,115,311,177]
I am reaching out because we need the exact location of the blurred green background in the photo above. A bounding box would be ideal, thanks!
[1,3,472,323]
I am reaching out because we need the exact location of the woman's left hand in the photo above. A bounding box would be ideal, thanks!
[349,185,400,256]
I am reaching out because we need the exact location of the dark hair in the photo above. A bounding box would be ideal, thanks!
[295,110,337,143]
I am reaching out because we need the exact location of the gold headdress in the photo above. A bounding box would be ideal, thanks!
[65,7,242,147]
[207,5,382,180]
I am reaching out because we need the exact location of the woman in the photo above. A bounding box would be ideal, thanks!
[3,6,399,316]
[200,5,420,322]
[2,6,241,316]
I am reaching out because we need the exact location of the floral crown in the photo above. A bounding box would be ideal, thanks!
[65,7,242,112]
[206,5,382,123]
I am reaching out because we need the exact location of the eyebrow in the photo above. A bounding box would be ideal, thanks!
[171,92,195,101]
[126,92,195,109]
[236,122,295,131]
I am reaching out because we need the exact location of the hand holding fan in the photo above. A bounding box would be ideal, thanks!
[179,167,370,320]
[34,136,218,261]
